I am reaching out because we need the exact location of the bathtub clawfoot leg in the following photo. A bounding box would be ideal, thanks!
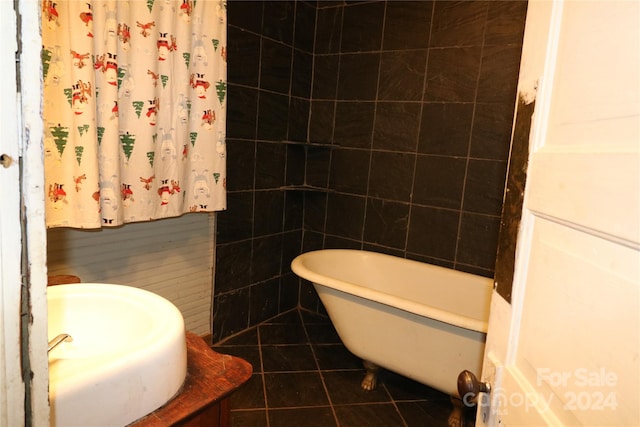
[361,360,380,391]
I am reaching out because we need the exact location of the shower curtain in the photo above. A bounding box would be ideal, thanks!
[42,0,226,228]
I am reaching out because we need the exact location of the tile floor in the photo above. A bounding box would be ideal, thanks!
[212,309,476,426]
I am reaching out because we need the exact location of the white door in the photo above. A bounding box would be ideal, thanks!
[478,1,640,425]
[0,1,26,425]
[0,1,49,425]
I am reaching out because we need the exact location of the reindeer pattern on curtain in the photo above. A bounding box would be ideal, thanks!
[42,0,227,228]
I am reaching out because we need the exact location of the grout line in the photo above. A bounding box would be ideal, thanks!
[300,308,340,425]
[256,324,271,427]
[280,3,299,312]
[361,1,388,252]
[259,404,335,411]
[406,0,437,260]
[453,3,491,271]
[320,22,343,253]
[384,382,411,427]
[244,1,266,338]
[224,309,456,425]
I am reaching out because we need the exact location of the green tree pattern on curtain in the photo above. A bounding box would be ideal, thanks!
[42,0,227,228]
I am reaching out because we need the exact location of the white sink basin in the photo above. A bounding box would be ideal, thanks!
[48,283,187,427]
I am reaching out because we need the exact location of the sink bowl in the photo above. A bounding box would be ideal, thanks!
[48,283,187,427]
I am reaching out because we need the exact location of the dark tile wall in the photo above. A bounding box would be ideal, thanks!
[215,0,528,338]
[301,0,527,312]
[214,1,315,341]
[301,1,527,309]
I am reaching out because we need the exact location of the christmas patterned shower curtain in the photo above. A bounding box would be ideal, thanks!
[42,0,226,228]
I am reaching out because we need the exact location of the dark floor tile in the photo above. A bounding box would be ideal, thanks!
[223,309,465,426]
[300,309,331,324]
[217,327,259,346]
[230,409,268,427]
[304,323,341,344]
[313,344,362,371]
[334,403,405,427]
[264,372,330,408]
[265,309,302,325]
[268,407,337,427]
[381,370,449,402]
[396,400,470,427]
[259,323,308,345]
[231,374,265,410]
[323,370,391,405]
[211,345,261,374]
[262,345,317,372]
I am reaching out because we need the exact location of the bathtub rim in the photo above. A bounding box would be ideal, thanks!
[291,249,492,333]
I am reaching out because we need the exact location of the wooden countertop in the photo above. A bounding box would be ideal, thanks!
[47,275,81,286]
[130,332,252,426]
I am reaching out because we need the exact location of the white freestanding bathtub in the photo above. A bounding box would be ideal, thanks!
[291,249,493,397]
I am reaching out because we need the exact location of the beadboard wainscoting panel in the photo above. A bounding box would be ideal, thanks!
[47,214,216,336]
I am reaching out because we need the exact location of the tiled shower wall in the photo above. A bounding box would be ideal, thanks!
[214,0,527,340]
[214,1,314,340]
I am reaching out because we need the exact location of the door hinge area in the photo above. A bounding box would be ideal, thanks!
[14,0,24,155]
[14,0,22,86]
